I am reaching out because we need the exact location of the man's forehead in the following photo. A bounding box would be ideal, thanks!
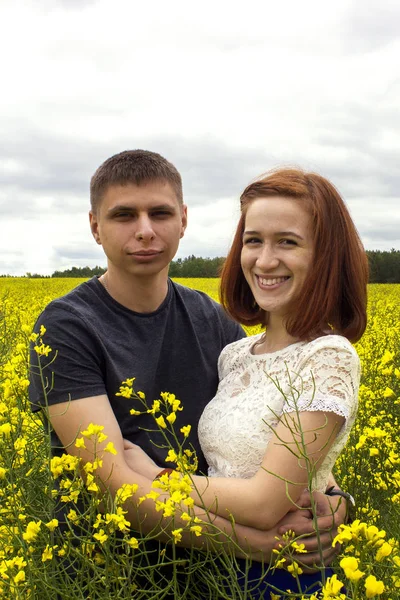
[102,181,181,209]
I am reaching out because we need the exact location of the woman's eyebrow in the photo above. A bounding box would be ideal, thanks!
[243,229,304,240]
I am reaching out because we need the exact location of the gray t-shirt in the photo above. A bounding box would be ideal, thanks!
[29,277,245,474]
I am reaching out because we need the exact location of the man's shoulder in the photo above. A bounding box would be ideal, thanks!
[171,280,220,306]
[170,280,232,321]
[38,277,101,322]
[170,280,245,342]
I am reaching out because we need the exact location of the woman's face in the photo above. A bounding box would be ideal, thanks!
[240,196,314,319]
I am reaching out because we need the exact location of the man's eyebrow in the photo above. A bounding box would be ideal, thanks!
[107,203,176,215]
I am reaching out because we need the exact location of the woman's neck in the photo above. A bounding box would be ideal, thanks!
[253,315,300,355]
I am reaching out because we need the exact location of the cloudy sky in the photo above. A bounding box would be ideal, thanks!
[1,0,399,276]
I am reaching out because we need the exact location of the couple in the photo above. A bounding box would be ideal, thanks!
[29,149,368,596]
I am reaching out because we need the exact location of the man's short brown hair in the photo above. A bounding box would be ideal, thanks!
[90,149,183,212]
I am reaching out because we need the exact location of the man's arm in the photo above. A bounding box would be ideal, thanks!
[47,394,279,556]
[47,394,338,568]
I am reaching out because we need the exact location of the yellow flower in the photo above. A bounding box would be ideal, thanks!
[22,520,41,542]
[115,483,139,504]
[383,387,395,398]
[93,529,108,544]
[86,473,100,493]
[0,423,11,436]
[42,544,56,562]
[104,441,117,454]
[321,574,345,597]
[34,343,52,356]
[166,412,176,424]
[190,525,202,536]
[147,400,161,415]
[146,490,161,501]
[14,570,26,584]
[116,386,133,399]
[75,437,86,449]
[180,512,191,522]
[180,425,191,437]
[81,423,107,440]
[127,537,139,549]
[155,415,167,429]
[375,541,393,561]
[171,528,183,543]
[45,519,59,531]
[340,556,364,582]
[290,541,307,553]
[165,449,178,463]
[67,509,79,523]
[287,561,303,577]
[365,574,385,597]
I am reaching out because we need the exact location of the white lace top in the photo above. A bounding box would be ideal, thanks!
[198,334,360,491]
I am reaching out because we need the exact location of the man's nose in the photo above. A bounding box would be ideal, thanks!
[135,216,155,241]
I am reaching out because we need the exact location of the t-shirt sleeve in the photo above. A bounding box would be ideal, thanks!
[281,339,360,422]
[29,304,106,412]
[214,302,246,347]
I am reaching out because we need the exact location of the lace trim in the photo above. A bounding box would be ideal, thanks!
[198,335,360,490]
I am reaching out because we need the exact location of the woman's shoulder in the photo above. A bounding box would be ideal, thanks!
[222,332,263,355]
[299,334,360,371]
[305,334,357,354]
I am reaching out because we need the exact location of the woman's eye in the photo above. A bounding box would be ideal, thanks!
[280,239,297,246]
[243,237,261,245]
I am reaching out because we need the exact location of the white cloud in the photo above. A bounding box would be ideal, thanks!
[0,0,399,274]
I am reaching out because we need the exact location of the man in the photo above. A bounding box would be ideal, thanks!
[29,149,345,582]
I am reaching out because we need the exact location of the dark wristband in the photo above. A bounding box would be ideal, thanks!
[154,468,174,480]
[326,485,355,506]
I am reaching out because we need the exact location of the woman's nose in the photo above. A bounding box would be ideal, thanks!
[256,246,280,271]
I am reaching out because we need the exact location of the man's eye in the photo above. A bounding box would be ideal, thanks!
[152,210,172,218]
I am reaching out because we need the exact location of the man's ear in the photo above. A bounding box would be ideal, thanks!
[180,204,188,239]
[89,211,101,245]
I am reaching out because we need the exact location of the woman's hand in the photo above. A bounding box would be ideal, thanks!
[275,490,346,571]
[123,439,160,479]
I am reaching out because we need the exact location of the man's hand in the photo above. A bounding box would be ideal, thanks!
[123,439,160,479]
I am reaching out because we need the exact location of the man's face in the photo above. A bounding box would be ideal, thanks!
[89,181,187,280]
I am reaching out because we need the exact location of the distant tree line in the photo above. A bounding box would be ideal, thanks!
[51,265,106,278]
[168,255,226,277]
[14,249,400,282]
[367,249,400,283]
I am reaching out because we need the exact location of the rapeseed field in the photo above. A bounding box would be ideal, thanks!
[0,278,399,598]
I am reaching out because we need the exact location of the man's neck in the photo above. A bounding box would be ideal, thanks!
[102,268,169,313]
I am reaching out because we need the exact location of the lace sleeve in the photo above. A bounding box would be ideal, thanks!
[281,337,360,422]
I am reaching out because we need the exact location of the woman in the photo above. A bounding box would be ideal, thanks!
[128,168,368,596]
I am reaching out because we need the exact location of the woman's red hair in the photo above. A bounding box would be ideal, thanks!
[220,168,368,343]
